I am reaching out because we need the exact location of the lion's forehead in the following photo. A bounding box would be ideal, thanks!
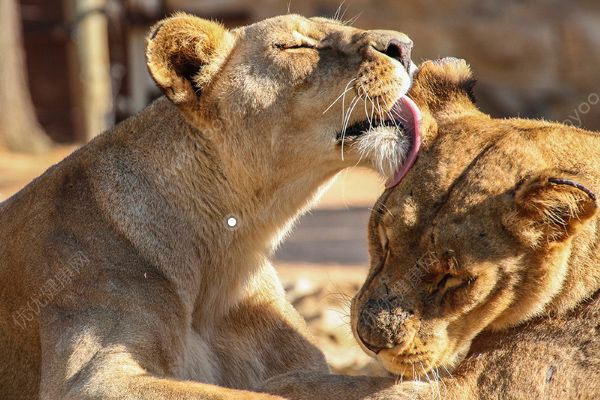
[244,14,351,37]
[380,133,533,231]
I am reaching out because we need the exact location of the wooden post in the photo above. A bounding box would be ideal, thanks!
[127,27,149,114]
[69,0,113,141]
[0,0,51,153]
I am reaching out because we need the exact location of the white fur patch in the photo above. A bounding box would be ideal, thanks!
[355,125,411,179]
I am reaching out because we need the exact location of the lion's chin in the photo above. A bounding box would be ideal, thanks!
[336,95,422,186]
[346,123,411,183]
[377,342,468,380]
[377,350,437,380]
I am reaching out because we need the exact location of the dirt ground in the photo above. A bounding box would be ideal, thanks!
[0,146,76,201]
[0,145,386,376]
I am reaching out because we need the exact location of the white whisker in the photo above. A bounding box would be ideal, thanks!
[436,368,448,399]
[419,363,438,400]
[340,79,357,128]
[386,110,400,131]
[344,10,363,26]
[341,95,361,160]
[363,96,371,128]
[369,96,376,127]
[341,95,358,132]
[376,97,384,122]
[338,4,349,22]
[390,107,408,123]
[441,365,453,378]
[379,203,394,217]
[333,1,346,21]
[323,78,356,115]
[361,88,376,130]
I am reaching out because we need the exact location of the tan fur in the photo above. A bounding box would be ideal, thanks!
[350,58,600,399]
[0,13,417,400]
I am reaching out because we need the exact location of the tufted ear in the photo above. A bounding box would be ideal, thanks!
[413,58,477,105]
[145,13,234,105]
[503,173,598,248]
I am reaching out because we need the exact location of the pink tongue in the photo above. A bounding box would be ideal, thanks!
[385,95,422,189]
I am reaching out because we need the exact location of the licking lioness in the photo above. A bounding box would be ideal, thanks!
[351,58,600,398]
[0,13,421,400]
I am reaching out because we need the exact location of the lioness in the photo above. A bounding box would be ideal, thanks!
[0,13,421,400]
[350,58,600,399]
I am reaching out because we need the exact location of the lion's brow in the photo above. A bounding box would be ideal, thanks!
[309,16,346,26]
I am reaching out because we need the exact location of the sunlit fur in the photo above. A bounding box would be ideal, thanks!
[146,13,415,183]
[355,124,412,179]
[350,58,600,398]
[0,13,417,400]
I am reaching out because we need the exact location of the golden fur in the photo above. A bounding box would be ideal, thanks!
[0,13,417,400]
[350,58,600,399]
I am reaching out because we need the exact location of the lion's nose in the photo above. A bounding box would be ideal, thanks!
[384,39,412,72]
[370,33,413,73]
[356,297,413,354]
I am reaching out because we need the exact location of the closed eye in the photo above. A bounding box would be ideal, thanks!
[432,274,469,295]
[431,274,477,308]
[435,274,452,293]
[274,32,322,51]
[274,42,317,50]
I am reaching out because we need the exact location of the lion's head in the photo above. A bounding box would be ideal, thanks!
[351,59,600,379]
[145,13,421,189]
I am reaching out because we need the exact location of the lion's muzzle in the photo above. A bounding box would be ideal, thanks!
[356,296,414,354]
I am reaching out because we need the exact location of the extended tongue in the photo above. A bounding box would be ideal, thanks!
[385,95,422,189]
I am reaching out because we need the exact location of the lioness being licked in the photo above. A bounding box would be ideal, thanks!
[350,58,600,399]
[0,13,422,400]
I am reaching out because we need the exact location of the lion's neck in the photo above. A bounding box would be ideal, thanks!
[148,104,342,322]
[194,174,342,326]
[237,169,340,250]
[188,166,341,324]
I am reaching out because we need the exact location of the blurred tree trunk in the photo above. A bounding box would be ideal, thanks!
[68,0,113,141]
[0,0,51,153]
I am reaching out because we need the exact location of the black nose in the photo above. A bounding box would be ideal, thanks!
[356,297,413,354]
[384,39,412,72]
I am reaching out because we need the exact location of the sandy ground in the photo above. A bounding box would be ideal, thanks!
[0,145,386,375]
[0,146,76,201]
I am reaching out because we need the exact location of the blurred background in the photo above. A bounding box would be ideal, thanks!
[1,0,599,377]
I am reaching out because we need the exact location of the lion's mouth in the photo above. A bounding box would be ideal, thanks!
[379,350,436,379]
[335,95,422,189]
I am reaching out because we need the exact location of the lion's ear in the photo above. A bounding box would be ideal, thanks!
[503,173,598,248]
[145,13,233,105]
[416,58,477,104]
